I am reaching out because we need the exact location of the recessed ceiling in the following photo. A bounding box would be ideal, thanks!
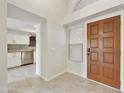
[74,0,99,11]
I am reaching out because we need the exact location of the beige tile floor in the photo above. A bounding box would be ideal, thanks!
[8,64,36,83]
[8,64,122,93]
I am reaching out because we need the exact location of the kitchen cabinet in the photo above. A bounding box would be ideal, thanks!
[7,33,29,44]
[29,36,36,46]
[7,52,21,68]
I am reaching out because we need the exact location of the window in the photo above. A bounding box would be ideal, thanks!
[68,27,83,62]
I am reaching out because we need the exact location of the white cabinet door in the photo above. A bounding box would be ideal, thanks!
[16,35,29,44]
[7,33,29,44]
[8,52,21,68]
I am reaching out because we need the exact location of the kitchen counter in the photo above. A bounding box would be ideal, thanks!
[8,47,36,53]
[7,44,36,68]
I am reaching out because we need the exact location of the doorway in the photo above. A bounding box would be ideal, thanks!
[7,3,46,83]
[87,16,120,89]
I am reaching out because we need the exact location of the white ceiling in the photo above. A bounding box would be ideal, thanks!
[7,18,38,32]
[7,3,42,34]
[7,3,43,23]
[7,0,99,33]
[74,0,99,11]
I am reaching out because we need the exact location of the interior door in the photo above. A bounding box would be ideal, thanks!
[87,16,120,89]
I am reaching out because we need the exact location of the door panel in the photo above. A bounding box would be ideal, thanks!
[87,16,120,89]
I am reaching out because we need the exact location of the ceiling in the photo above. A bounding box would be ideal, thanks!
[7,3,42,34]
[7,0,100,33]
[7,18,38,33]
[74,0,99,11]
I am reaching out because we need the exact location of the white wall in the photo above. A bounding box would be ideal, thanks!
[74,0,99,11]
[36,23,47,78]
[0,0,7,92]
[8,0,68,80]
[67,25,87,77]
[47,26,66,79]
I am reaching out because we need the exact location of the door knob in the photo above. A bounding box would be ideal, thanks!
[87,48,90,55]
[88,48,90,52]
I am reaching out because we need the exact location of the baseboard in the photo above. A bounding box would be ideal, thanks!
[120,85,124,92]
[88,79,121,92]
[67,71,121,92]
[36,70,122,92]
[47,71,66,81]
[67,70,85,78]
[35,73,48,81]
[36,71,66,81]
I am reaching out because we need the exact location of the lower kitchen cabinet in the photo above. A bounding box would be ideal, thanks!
[7,52,21,68]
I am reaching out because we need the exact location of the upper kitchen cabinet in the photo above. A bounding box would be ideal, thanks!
[29,36,36,47]
[7,18,37,45]
[7,33,29,45]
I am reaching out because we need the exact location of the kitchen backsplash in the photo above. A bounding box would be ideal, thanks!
[8,44,29,50]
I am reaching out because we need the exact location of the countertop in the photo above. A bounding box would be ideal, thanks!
[8,47,36,53]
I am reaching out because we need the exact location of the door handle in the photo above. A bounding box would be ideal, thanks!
[88,48,90,52]
[87,48,90,55]
[87,53,90,55]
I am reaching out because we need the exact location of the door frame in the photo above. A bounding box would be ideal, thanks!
[7,3,48,80]
[84,11,124,91]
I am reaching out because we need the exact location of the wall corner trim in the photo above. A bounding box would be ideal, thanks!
[37,71,66,81]
[67,70,86,78]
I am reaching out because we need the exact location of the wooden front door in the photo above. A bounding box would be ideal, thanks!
[87,16,120,89]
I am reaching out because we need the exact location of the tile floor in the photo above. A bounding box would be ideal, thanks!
[8,64,36,83]
[8,64,122,93]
